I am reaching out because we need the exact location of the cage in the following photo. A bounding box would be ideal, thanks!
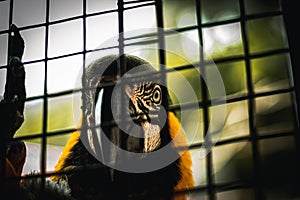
[0,0,299,199]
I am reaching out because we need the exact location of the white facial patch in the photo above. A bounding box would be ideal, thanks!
[142,122,161,153]
[94,88,104,158]
[95,88,104,127]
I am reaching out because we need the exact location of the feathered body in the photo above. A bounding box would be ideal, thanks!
[52,55,194,200]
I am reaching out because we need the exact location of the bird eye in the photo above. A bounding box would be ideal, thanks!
[152,86,161,104]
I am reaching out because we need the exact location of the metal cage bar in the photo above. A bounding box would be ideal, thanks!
[195,0,215,199]
[238,0,263,199]
[0,0,299,199]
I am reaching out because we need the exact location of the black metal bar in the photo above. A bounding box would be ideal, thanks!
[0,46,289,71]
[124,0,154,4]
[81,0,87,152]
[281,0,300,188]
[0,46,290,74]
[0,9,118,35]
[14,128,78,141]
[155,0,167,94]
[239,0,263,199]
[125,38,159,46]
[169,86,295,111]
[0,8,283,36]
[40,0,50,192]
[281,0,300,127]
[1,21,292,71]
[195,0,215,199]
[118,0,125,72]
[124,1,155,10]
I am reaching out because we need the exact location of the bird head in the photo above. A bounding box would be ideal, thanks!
[81,54,172,168]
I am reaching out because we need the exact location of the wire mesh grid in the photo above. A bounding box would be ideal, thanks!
[0,0,299,199]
